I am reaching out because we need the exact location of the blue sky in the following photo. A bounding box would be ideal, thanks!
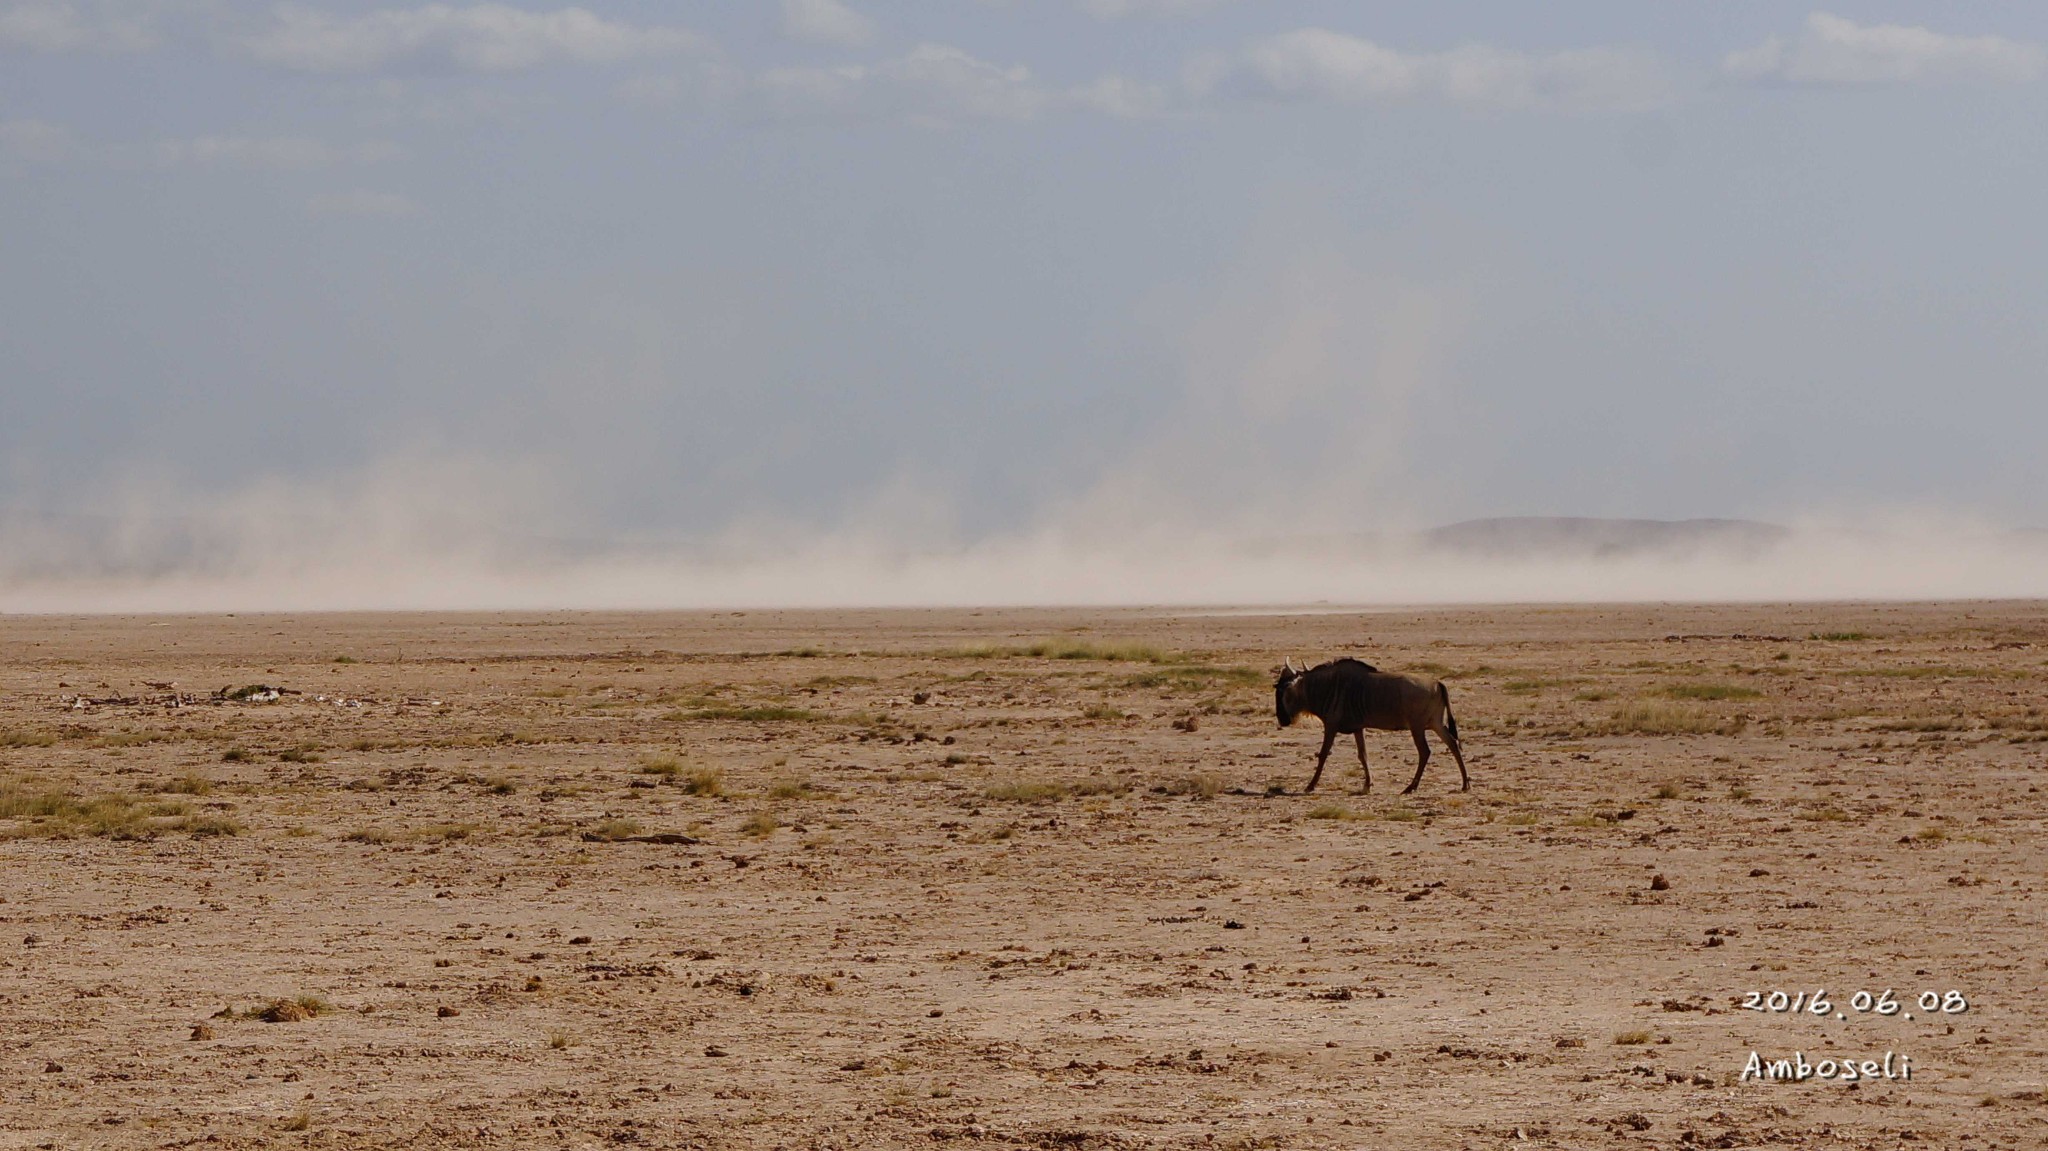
[5,2,2047,578]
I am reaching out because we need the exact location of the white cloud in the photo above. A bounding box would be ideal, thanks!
[1079,0,1231,17]
[0,1,157,52]
[239,3,704,73]
[1199,28,1671,112]
[306,189,420,216]
[156,135,399,170]
[753,41,1164,124]
[756,42,1046,123]
[0,117,70,160]
[1724,12,2045,86]
[1069,74,1171,119]
[779,0,872,47]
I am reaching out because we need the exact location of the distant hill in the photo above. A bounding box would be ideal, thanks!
[1422,517,1791,558]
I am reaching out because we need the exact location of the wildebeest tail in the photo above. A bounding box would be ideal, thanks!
[1438,681,1459,742]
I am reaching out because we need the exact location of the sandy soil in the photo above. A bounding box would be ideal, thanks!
[2,603,2045,1149]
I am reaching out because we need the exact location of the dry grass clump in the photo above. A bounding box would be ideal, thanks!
[1307,804,1366,821]
[1080,703,1126,721]
[1613,1029,1653,1046]
[0,729,58,748]
[0,782,236,839]
[939,640,1180,664]
[1599,701,1745,736]
[411,822,477,842]
[1123,665,1263,689]
[171,814,243,837]
[666,705,822,723]
[639,754,684,777]
[163,774,214,795]
[1874,716,1970,733]
[741,811,779,838]
[767,778,828,800]
[1661,683,1762,701]
[344,827,393,844]
[584,818,644,842]
[678,767,725,797]
[248,994,333,1023]
[984,777,1127,803]
[1156,773,1222,800]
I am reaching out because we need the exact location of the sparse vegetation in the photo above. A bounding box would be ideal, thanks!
[0,782,238,839]
[1598,701,1746,736]
[585,818,643,841]
[1156,773,1222,800]
[1810,631,1872,642]
[666,705,823,723]
[741,811,779,837]
[1122,665,1263,689]
[984,777,1127,803]
[1661,683,1762,701]
[937,640,1182,664]
[252,995,333,1023]
[1307,804,1365,821]
[1613,1029,1653,1046]
[679,767,725,797]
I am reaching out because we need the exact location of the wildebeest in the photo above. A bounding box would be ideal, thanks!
[1273,657,1467,794]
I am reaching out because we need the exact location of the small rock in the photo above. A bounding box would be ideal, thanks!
[1650,874,1670,892]
[44,1062,63,1073]
[704,1046,729,1058]
[437,1006,460,1018]
[190,1024,215,1041]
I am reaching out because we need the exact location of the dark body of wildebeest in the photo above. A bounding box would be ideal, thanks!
[1273,657,1468,794]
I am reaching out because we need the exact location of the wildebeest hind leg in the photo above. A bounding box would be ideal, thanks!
[1353,730,1371,793]
[1401,727,1431,794]
[1437,723,1469,791]
[1306,728,1337,793]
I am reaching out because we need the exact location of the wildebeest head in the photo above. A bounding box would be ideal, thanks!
[1273,660,1301,727]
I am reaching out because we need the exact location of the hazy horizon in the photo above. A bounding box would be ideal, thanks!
[7,3,2048,609]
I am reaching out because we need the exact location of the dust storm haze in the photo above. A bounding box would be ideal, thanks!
[6,3,2048,609]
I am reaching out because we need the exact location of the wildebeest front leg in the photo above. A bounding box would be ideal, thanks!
[1353,730,1371,793]
[1401,726,1431,794]
[1306,727,1337,793]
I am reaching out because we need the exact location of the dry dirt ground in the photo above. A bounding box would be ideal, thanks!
[2,603,2046,1150]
